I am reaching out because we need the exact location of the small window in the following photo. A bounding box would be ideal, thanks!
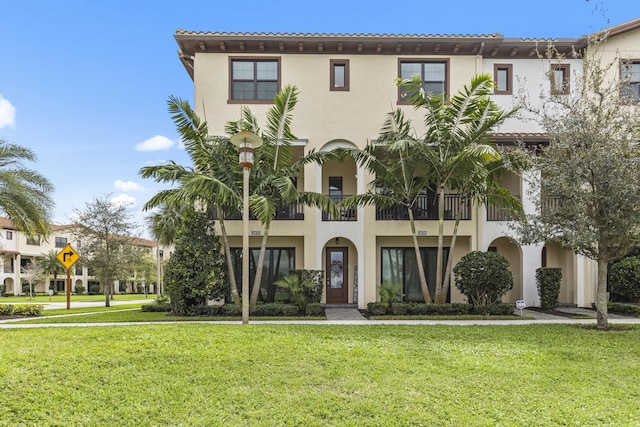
[330,59,349,91]
[621,60,640,103]
[229,58,280,103]
[494,64,513,95]
[26,234,41,246]
[399,60,448,102]
[550,64,570,95]
[55,237,67,248]
[6,231,12,240]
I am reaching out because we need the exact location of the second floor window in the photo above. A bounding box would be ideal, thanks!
[26,234,41,246]
[621,60,640,103]
[230,58,280,102]
[550,64,570,95]
[6,231,12,240]
[55,237,67,248]
[399,60,448,102]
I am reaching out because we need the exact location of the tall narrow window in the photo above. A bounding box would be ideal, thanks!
[6,231,12,240]
[399,60,448,102]
[494,64,513,95]
[230,58,280,102]
[329,177,343,201]
[550,64,570,95]
[621,60,640,103]
[330,59,349,91]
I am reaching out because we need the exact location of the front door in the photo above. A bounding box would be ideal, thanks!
[326,247,348,304]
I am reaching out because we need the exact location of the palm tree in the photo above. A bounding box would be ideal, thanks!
[0,139,54,235]
[140,97,243,305]
[401,73,520,303]
[40,250,65,292]
[225,85,338,304]
[341,74,520,304]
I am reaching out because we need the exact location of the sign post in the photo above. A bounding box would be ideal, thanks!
[56,244,80,310]
[515,299,526,316]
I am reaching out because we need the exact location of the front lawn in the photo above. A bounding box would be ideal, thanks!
[1,324,638,426]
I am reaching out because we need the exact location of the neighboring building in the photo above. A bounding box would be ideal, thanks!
[0,218,170,296]
[173,18,640,309]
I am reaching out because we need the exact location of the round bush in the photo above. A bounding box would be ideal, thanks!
[609,256,640,303]
[453,251,514,305]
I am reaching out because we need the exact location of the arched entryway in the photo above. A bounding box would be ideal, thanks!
[324,237,357,305]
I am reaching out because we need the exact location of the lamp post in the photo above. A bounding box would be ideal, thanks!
[230,131,263,324]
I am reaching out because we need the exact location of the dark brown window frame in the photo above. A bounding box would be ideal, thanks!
[550,64,570,95]
[493,63,513,95]
[228,56,281,104]
[330,59,350,91]
[397,59,450,104]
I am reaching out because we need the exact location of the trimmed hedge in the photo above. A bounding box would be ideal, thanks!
[0,304,44,317]
[160,303,318,317]
[608,302,640,316]
[536,267,562,310]
[369,302,514,316]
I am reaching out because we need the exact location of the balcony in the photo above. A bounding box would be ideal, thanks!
[213,202,304,221]
[486,195,521,221]
[323,195,357,221]
[376,194,471,221]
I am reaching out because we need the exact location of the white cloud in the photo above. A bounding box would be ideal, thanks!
[135,135,175,151]
[0,95,16,128]
[110,193,136,208]
[114,179,143,192]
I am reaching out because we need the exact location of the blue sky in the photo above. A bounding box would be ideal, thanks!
[0,0,636,237]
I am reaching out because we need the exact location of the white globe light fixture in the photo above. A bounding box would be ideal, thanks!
[230,131,263,324]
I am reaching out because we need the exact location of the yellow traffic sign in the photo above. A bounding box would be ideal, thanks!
[56,243,80,269]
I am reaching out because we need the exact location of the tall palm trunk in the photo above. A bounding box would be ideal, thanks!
[436,196,466,304]
[218,207,241,306]
[250,226,270,304]
[408,208,432,303]
[434,184,446,302]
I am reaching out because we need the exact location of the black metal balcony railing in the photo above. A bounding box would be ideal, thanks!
[486,195,521,222]
[542,196,562,215]
[213,202,304,221]
[376,194,471,221]
[323,195,357,222]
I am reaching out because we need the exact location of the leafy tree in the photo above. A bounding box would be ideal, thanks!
[515,38,640,329]
[73,194,138,307]
[21,258,45,300]
[453,251,514,305]
[0,139,54,235]
[40,249,65,292]
[341,74,520,303]
[163,206,227,315]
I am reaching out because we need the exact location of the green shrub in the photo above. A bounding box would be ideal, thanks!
[378,282,403,312]
[187,305,221,316]
[608,302,640,316]
[74,285,86,295]
[454,251,514,306]
[471,304,514,316]
[407,302,428,315]
[250,303,283,316]
[11,304,44,317]
[0,304,14,316]
[221,304,241,317]
[89,285,102,295]
[391,303,408,315]
[305,303,324,316]
[141,296,171,312]
[368,302,388,315]
[281,305,300,316]
[609,256,640,303]
[536,267,562,310]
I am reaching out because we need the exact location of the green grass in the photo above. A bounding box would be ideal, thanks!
[0,294,154,303]
[0,324,638,426]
